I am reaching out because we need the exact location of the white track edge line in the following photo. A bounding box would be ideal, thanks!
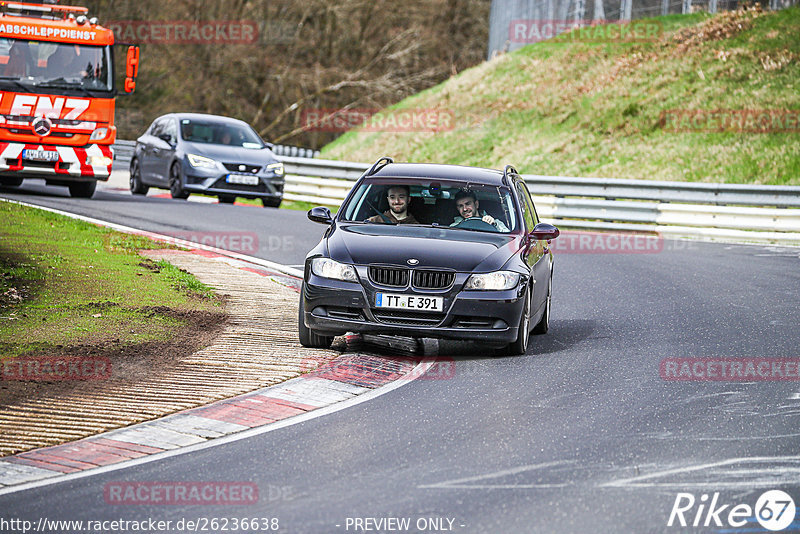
[0,358,434,497]
[0,197,304,279]
[0,196,433,495]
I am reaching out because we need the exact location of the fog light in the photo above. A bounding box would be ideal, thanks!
[87,155,112,167]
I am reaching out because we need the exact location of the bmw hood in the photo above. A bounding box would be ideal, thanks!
[327,224,520,273]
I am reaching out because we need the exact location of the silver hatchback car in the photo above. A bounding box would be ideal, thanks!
[129,113,285,207]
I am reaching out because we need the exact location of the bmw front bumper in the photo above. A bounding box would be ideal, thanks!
[302,268,526,344]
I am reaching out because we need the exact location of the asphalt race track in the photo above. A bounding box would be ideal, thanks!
[2,181,800,533]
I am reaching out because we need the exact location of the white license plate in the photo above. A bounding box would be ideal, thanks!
[22,149,59,162]
[226,173,259,186]
[375,293,444,312]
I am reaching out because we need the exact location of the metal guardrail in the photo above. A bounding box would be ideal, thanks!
[276,155,800,245]
[113,139,137,167]
[270,144,320,159]
[108,145,800,244]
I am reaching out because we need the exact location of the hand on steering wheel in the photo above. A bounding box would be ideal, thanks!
[454,217,498,231]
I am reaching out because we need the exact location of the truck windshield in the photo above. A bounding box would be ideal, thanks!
[0,38,112,92]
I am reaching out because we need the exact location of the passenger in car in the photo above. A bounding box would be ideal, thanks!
[450,190,508,231]
[367,185,419,224]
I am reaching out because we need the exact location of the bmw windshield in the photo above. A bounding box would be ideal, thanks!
[0,38,112,93]
[341,178,519,233]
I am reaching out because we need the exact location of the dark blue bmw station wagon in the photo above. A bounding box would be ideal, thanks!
[300,158,560,355]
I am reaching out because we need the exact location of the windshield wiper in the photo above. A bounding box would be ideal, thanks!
[34,81,94,97]
[0,77,32,93]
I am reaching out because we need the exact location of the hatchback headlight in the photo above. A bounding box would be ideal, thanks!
[311,258,358,282]
[187,153,217,168]
[464,271,520,291]
[266,162,284,176]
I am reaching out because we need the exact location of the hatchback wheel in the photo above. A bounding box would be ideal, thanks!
[169,163,189,199]
[129,159,149,195]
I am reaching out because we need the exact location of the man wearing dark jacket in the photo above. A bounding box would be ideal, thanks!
[368,185,419,224]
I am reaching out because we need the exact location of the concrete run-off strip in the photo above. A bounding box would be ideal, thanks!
[0,249,422,488]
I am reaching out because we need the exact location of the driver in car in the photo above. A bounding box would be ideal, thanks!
[451,190,508,231]
[367,185,419,224]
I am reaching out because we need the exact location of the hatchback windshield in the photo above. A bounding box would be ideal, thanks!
[180,119,264,149]
[341,178,519,233]
[0,38,112,92]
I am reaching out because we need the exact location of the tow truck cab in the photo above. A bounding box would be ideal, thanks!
[0,0,139,197]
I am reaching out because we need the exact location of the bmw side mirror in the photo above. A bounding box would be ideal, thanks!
[530,222,560,241]
[308,206,333,225]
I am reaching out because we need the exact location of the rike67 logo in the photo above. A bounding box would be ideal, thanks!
[668,490,796,531]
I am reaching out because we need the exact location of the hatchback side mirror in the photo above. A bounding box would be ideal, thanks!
[308,206,333,225]
[530,222,560,241]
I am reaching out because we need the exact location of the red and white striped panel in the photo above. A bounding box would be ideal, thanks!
[0,142,113,178]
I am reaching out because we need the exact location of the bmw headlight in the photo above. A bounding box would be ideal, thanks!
[311,258,358,283]
[464,271,520,291]
[187,153,217,169]
[266,162,284,176]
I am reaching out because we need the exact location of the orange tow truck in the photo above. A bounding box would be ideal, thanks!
[0,0,139,197]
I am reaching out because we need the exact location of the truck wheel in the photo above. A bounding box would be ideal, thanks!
[0,177,23,187]
[169,163,189,200]
[261,197,282,208]
[129,159,149,195]
[68,181,97,198]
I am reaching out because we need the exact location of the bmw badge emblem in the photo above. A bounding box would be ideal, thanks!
[407,258,419,265]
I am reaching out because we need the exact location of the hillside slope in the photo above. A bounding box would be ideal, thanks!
[323,7,800,185]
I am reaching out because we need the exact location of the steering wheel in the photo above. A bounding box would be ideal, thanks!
[454,217,498,232]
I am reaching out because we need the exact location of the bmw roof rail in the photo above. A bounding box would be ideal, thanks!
[366,156,393,177]
[502,164,518,185]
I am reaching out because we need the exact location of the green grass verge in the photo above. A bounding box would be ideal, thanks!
[0,201,222,358]
[323,7,800,185]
